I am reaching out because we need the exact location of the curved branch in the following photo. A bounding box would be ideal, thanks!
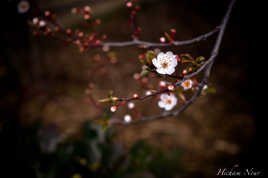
[98,26,220,48]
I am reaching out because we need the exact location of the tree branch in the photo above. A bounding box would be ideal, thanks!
[115,0,236,126]
[98,26,220,48]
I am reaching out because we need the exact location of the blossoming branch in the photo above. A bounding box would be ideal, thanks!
[23,0,237,128]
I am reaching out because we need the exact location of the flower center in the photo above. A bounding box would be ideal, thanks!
[20,3,28,9]
[165,99,172,105]
[184,81,190,87]
[161,62,169,68]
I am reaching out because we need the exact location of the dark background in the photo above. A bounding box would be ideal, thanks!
[1,0,263,177]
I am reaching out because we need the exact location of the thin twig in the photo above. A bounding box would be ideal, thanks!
[98,26,220,48]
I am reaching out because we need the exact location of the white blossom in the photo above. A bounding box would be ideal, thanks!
[158,93,177,111]
[181,79,193,90]
[17,1,30,14]
[152,51,177,75]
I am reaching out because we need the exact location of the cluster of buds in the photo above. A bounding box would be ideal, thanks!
[30,16,53,37]
[71,6,94,22]
[30,9,57,37]
[26,0,220,126]
[125,0,141,37]
[125,0,140,16]
[29,5,106,53]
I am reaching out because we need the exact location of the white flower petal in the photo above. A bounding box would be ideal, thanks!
[158,101,165,108]
[157,52,165,60]
[156,68,166,75]
[165,67,175,75]
[152,58,158,67]
[160,93,167,100]
[164,105,173,111]
[172,97,177,105]
[171,58,178,67]
[166,51,174,56]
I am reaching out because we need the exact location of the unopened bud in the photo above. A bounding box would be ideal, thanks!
[39,20,46,28]
[84,6,91,13]
[133,93,139,98]
[71,8,78,14]
[145,90,152,96]
[44,10,51,17]
[167,84,175,91]
[126,2,132,8]
[32,17,39,25]
[160,37,166,43]
[110,106,117,112]
[128,102,135,109]
[84,14,90,20]
[124,114,132,123]
[159,80,167,88]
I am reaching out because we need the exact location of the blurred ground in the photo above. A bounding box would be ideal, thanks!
[1,0,256,177]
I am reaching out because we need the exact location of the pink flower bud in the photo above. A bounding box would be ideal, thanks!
[32,17,39,25]
[160,37,166,43]
[66,28,72,35]
[110,106,117,112]
[167,84,175,91]
[71,8,78,14]
[128,102,135,109]
[170,28,176,35]
[176,55,181,63]
[84,14,90,20]
[126,2,132,8]
[84,6,91,13]
[78,32,84,37]
[39,20,46,28]
[145,90,152,96]
[95,19,101,24]
[44,10,51,17]
[133,73,140,80]
[133,93,139,98]
[159,80,167,88]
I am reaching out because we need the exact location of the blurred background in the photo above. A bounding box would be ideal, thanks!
[0,0,262,178]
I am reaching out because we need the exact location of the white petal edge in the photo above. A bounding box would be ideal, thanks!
[164,105,174,111]
[171,58,178,67]
[160,93,168,100]
[156,68,166,75]
[157,52,165,60]
[152,58,159,68]
[158,101,165,108]
[165,67,175,75]
[166,51,174,56]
